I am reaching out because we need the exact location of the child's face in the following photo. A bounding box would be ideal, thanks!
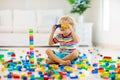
[59,27,71,34]
[59,20,72,34]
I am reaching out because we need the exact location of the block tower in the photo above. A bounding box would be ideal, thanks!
[29,28,34,63]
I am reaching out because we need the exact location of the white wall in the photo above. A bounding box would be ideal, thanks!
[85,0,120,47]
[0,0,71,14]
[84,0,101,45]
[1,0,120,47]
[109,0,120,46]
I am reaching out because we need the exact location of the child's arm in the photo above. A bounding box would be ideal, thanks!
[69,25,80,43]
[48,25,57,46]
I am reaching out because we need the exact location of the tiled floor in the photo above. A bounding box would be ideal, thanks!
[0,46,120,80]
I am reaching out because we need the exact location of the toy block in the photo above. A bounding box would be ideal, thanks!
[70,73,78,79]
[55,24,69,28]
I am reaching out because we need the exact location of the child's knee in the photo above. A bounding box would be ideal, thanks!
[46,48,52,55]
[72,50,78,58]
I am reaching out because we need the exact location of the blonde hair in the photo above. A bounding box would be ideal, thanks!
[58,16,75,28]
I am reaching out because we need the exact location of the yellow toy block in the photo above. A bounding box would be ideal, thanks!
[30,58,34,63]
[21,73,26,77]
[61,24,69,28]
[116,74,120,78]
[87,65,93,71]
[1,66,5,72]
[53,64,59,70]
[80,74,86,79]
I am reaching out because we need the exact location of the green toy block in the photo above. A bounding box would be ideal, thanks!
[18,61,21,64]
[52,69,59,74]
[0,54,4,59]
[37,58,45,63]
[4,64,8,68]
[48,66,53,70]
[96,49,99,52]
[20,56,23,59]
[45,69,50,74]
[36,77,44,80]
[0,59,5,62]
[30,43,34,45]
[3,75,7,78]
[81,66,88,70]
[29,29,33,33]
[31,64,36,67]
[109,73,115,78]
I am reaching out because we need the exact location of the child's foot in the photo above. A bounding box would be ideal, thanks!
[46,59,56,64]
[60,60,71,66]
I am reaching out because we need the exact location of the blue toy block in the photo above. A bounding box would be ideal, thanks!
[44,64,49,67]
[93,63,98,67]
[7,74,12,78]
[111,77,115,80]
[38,71,43,75]
[59,64,64,70]
[78,56,83,59]
[22,76,28,80]
[110,72,116,80]
[86,61,90,65]
[79,72,82,74]
[110,65,115,69]
[105,62,109,66]
[48,74,52,77]
[92,68,98,74]
[67,71,72,77]
[7,52,14,55]
[70,75,78,79]
[82,53,87,58]
[30,52,34,55]
[30,78,36,80]
[55,24,61,28]
[17,66,22,71]
[30,74,35,80]
[83,53,86,56]
[29,68,35,72]
[89,52,93,54]
[40,74,44,77]
[30,38,33,41]
[30,40,33,42]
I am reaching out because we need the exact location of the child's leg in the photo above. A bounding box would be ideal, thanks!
[46,48,70,65]
[62,50,78,61]
[46,58,56,64]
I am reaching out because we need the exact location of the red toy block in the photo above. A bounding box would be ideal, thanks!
[44,75,48,80]
[98,68,104,73]
[117,65,120,69]
[50,70,52,74]
[35,50,39,52]
[103,56,112,59]
[27,51,30,54]
[59,71,67,75]
[3,60,13,65]
[13,74,20,79]
[0,75,1,79]
[11,54,16,57]
[27,71,32,75]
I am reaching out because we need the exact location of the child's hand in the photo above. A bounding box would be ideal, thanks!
[68,24,74,32]
[52,25,57,32]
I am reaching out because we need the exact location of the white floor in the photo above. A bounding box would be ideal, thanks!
[0,46,120,80]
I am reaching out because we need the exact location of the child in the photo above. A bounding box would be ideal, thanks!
[46,16,80,65]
